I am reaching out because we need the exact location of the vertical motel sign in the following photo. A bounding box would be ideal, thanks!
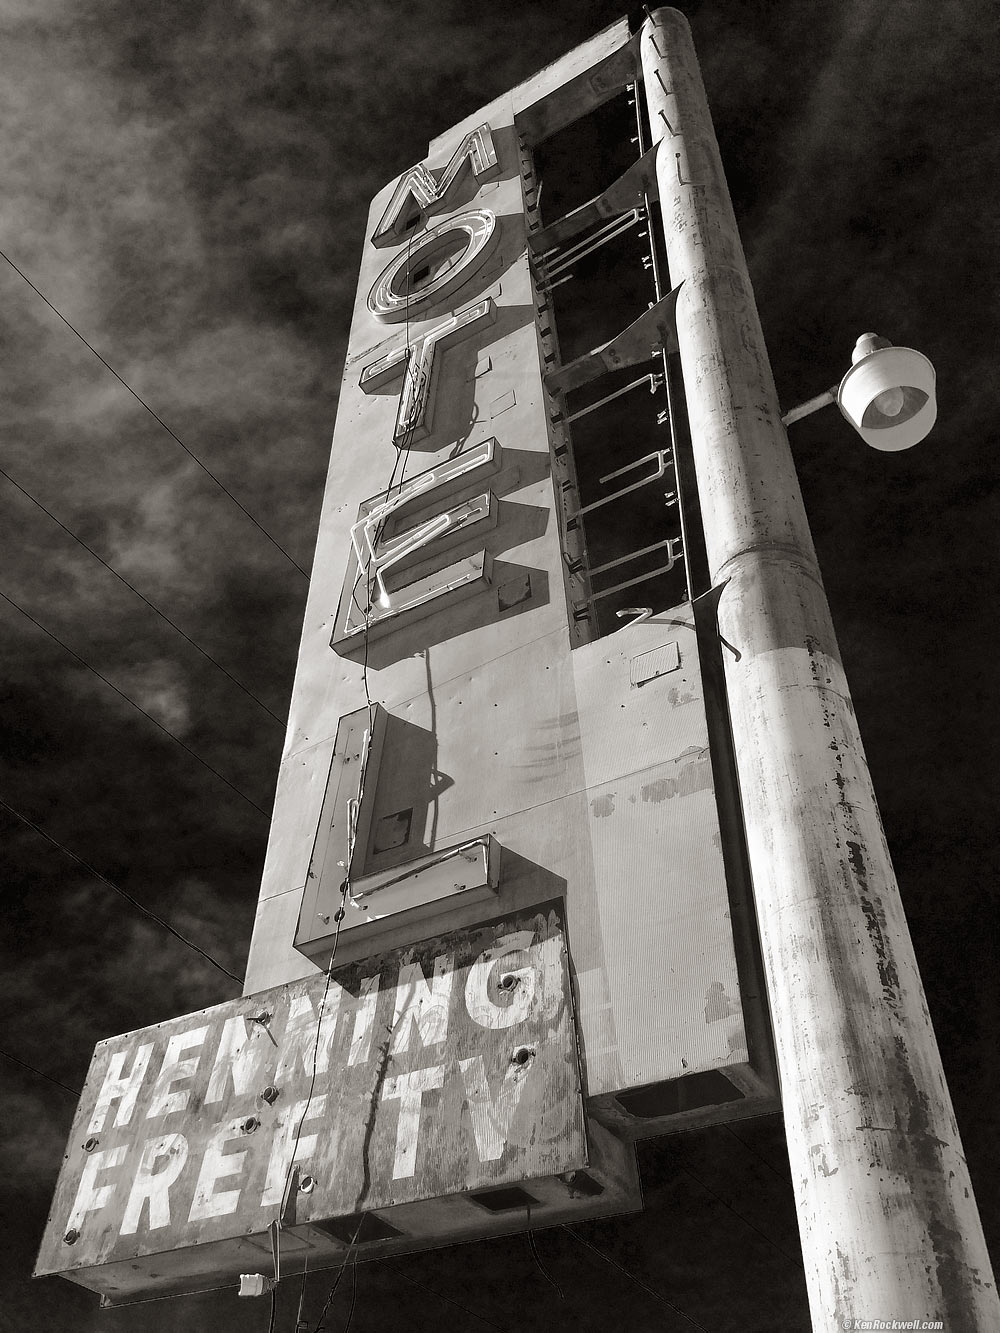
[38,17,776,1304]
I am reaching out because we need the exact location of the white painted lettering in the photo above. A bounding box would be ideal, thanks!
[119,1133,189,1234]
[67,1144,127,1233]
[205,1016,264,1104]
[146,1026,208,1118]
[368,209,499,323]
[188,1118,248,1221]
[347,976,379,1066]
[465,931,537,1029]
[382,1065,444,1179]
[259,1094,328,1209]
[360,297,496,443]
[392,954,454,1054]
[459,1053,531,1162]
[372,124,499,247]
[87,1043,154,1133]
[275,991,343,1084]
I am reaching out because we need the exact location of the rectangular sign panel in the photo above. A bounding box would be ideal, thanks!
[37,906,589,1291]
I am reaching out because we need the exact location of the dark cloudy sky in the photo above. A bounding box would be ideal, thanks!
[1,1,996,1330]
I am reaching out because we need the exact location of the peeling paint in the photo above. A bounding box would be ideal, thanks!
[590,793,615,818]
[857,880,901,1002]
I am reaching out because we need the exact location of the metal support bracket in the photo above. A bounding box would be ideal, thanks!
[528,144,661,255]
[544,285,681,396]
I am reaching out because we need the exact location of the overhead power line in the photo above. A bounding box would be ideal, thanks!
[0,796,245,986]
[388,1267,508,1331]
[0,586,271,819]
[0,1047,81,1098]
[562,1226,710,1332]
[0,247,310,580]
[0,465,285,728]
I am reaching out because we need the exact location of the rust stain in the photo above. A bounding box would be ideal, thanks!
[703,981,738,1023]
[641,756,713,804]
[354,1031,392,1211]
[666,686,696,706]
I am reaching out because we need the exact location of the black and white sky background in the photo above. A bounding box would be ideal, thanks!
[1,1,997,1329]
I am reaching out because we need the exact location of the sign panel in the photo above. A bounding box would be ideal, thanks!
[244,12,775,1139]
[37,906,585,1287]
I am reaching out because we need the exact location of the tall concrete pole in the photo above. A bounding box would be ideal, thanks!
[640,9,997,1328]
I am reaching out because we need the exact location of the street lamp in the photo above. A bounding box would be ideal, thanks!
[782,332,937,450]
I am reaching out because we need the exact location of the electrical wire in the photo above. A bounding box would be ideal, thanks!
[0,796,245,985]
[677,1159,804,1271]
[276,891,350,1229]
[341,1261,358,1333]
[271,231,422,1281]
[0,247,309,580]
[723,1122,793,1184]
[295,1251,310,1332]
[0,1047,81,1098]
[89,1281,239,1309]
[0,465,285,727]
[0,587,270,819]
[388,1267,508,1332]
[562,1225,710,1332]
[526,1202,564,1299]
[310,1216,364,1333]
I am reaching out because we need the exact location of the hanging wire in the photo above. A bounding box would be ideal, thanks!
[388,1267,508,1331]
[0,796,245,986]
[0,465,286,727]
[677,1158,804,1271]
[272,214,422,1279]
[0,1047,81,1098]
[276,884,351,1228]
[0,247,309,580]
[295,1251,310,1333]
[341,1261,358,1333]
[310,1216,364,1333]
[0,587,271,819]
[723,1121,793,1183]
[94,1281,239,1310]
[562,1226,710,1332]
[526,1202,564,1300]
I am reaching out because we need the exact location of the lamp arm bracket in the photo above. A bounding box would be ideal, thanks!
[781,385,839,427]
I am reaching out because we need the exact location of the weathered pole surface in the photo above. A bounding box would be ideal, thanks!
[640,9,997,1328]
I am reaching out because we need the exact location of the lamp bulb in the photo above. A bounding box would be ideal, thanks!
[872,385,905,418]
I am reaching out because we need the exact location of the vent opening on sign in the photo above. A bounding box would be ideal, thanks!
[311,1213,403,1245]
[468,1186,540,1213]
[559,1170,604,1198]
[615,1069,744,1119]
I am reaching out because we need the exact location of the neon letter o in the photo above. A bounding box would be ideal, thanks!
[367,210,498,324]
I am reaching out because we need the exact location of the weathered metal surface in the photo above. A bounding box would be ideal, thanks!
[37,906,638,1299]
[241,10,773,1138]
[642,7,998,1327]
[293,614,763,1113]
[513,23,637,145]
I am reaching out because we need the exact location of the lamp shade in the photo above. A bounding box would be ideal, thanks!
[836,335,937,451]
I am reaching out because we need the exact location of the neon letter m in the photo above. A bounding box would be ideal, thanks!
[372,124,499,247]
